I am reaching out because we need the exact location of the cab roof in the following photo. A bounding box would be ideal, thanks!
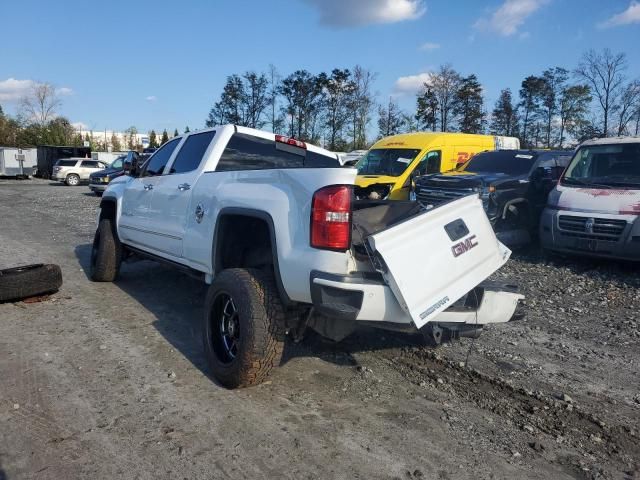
[371,131,492,149]
[580,136,640,146]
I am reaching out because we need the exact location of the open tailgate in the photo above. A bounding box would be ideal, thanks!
[367,195,511,329]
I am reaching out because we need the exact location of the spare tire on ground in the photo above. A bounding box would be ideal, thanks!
[0,264,63,303]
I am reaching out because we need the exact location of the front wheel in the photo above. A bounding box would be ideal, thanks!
[65,174,80,186]
[203,268,285,388]
[90,218,122,282]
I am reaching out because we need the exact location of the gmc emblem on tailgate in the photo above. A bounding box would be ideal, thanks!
[451,235,478,257]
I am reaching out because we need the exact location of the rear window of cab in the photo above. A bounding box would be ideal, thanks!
[216,133,339,171]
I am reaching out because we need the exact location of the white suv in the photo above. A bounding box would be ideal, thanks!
[52,158,108,186]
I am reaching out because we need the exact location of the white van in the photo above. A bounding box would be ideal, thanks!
[540,137,640,260]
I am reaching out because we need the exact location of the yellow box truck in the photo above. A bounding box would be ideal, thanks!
[354,132,520,200]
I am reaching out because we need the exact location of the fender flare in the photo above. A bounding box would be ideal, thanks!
[212,207,291,306]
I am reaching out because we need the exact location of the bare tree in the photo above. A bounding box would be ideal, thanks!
[430,64,461,132]
[19,82,61,126]
[615,80,640,136]
[575,49,627,136]
[349,66,376,150]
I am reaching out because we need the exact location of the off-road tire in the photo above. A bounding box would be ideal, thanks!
[0,264,63,302]
[65,174,80,186]
[90,218,122,282]
[203,268,285,389]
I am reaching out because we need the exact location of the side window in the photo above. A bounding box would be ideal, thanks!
[81,160,100,168]
[169,131,216,174]
[141,138,181,177]
[415,150,441,176]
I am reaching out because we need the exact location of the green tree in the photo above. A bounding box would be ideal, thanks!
[490,88,519,137]
[148,130,158,148]
[161,129,169,144]
[184,126,190,133]
[416,85,438,131]
[279,70,326,142]
[453,74,485,133]
[519,76,546,147]
[0,105,21,147]
[124,126,138,150]
[377,97,404,138]
[173,128,179,137]
[206,74,246,127]
[323,68,355,150]
[540,67,569,147]
[558,84,592,147]
[111,133,122,151]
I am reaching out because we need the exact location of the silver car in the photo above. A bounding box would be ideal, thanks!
[52,158,109,186]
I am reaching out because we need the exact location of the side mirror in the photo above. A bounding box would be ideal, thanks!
[123,159,136,176]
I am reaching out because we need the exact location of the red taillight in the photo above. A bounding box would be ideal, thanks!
[311,185,352,251]
[276,134,306,149]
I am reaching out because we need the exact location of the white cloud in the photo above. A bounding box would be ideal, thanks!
[419,42,440,51]
[302,0,425,26]
[0,78,74,103]
[474,0,548,36]
[394,72,433,95]
[146,95,157,102]
[0,78,35,102]
[56,87,74,96]
[72,121,88,130]
[599,1,640,28]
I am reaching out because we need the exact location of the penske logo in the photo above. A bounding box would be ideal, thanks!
[451,234,478,257]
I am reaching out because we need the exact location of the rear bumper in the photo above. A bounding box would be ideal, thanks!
[310,271,524,327]
[540,208,640,261]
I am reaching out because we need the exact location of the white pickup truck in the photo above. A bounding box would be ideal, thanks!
[92,125,523,388]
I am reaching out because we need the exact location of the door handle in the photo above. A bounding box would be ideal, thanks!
[144,184,153,191]
[178,183,191,191]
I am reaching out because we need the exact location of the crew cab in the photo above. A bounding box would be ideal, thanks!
[541,137,640,260]
[91,125,523,388]
[413,150,571,246]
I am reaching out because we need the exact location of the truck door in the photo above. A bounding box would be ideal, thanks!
[118,138,181,248]
[144,131,216,257]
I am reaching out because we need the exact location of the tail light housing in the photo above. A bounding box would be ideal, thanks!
[311,185,352,251]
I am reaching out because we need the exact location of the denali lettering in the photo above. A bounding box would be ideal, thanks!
[420,296,450,320]
[451,235,478,257]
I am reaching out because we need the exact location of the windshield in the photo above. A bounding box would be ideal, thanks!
[356,148,421,177]
[460,151,536,175]
[111,156,125,170]
[562,143,640,188]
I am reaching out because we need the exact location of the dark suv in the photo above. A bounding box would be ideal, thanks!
[413,150,572,245]
[89,151,143,195]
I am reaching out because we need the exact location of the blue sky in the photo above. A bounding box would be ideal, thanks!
[1,0,639,135]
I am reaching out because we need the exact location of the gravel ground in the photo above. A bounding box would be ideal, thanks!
[0,178,638,480]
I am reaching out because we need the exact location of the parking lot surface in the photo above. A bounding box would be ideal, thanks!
[1,179,639,479]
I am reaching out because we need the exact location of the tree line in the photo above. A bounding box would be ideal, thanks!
[205,66,377,151]
[2,48,639,152]
[0,83,190,151]
[206,48,640,150]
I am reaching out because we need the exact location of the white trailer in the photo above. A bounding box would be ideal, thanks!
[0,147,38,177]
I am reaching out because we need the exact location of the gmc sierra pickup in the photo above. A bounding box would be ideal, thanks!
[91,125,523,388]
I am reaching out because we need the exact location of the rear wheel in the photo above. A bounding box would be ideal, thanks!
[65,174,80,186]
[90,218,122,282]
[203,268,285,388]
